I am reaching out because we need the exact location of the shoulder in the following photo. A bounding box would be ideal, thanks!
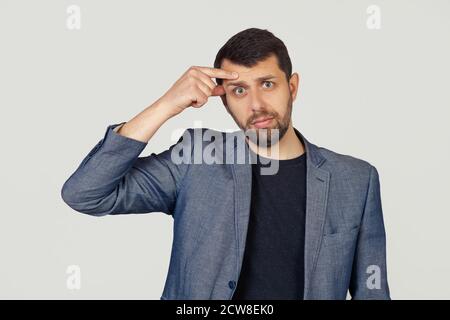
[315,145,379,184]
[320,146,374,170]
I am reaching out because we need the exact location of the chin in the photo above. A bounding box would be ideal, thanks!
[245,127,282,146]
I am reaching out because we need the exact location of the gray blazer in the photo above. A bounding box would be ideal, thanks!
[61,123,390,300]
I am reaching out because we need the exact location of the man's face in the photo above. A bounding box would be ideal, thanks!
[219,54,299,147]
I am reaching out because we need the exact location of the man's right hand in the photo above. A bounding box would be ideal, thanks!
[159,66,239,117]
[114,66,238,143]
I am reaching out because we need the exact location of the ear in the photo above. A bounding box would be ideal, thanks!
[289,72,300,101]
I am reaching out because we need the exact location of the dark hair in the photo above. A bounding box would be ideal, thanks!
[214,28,292,85]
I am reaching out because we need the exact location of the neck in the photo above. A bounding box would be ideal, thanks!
[246,124,305,160]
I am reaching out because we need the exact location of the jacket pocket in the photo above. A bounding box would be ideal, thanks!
[322,225,360,247]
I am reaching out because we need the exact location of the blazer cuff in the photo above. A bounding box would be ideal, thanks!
[93,122,148,158]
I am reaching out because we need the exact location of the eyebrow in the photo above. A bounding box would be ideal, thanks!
[225,74,278,87]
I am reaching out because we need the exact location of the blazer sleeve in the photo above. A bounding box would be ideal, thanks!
[349,165,391,299]
[61,122,193,216]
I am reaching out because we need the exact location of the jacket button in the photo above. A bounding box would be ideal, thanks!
[228,281,236,289]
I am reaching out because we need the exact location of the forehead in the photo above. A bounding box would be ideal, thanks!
[220,54,284,81]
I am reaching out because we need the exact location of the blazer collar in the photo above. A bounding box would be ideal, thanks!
[226,126,326,169]
[293,127,326,169]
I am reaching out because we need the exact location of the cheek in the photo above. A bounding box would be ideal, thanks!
[267,92,289,111]
[226,101,247,120]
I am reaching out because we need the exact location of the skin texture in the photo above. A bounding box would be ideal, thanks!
[218,54,305,160]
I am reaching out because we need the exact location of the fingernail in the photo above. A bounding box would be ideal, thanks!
[232,72,238,77]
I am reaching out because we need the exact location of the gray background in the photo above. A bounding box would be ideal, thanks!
[1,0,449,299]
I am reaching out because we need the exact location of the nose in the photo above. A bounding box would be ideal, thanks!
[249,90,265,113]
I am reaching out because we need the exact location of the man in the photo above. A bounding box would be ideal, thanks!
[61,28,390,300]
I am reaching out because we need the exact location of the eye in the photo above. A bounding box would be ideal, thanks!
[233,87,246,96]
[262,81,274,88]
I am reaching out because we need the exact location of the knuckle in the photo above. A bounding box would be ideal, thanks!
[187,76,197,86]
[187,67,197,75]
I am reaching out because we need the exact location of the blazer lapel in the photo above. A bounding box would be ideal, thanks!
[294,128,330,299]
[227,130,253,283]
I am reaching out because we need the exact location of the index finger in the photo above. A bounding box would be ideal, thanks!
[194,66,238,80]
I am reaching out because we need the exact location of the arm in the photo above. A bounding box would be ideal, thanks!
[349,165,391,299]
[61,122,193,217]
[61,66,238,217]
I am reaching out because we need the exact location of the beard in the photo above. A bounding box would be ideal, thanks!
[243,95,293,148]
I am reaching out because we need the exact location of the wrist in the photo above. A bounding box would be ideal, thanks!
[152,97,180,120]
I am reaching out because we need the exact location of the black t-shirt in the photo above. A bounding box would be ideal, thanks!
[231,146,307,300]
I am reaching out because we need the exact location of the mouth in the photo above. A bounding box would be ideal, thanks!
[251,116,274,128]
[252,116,273,124]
